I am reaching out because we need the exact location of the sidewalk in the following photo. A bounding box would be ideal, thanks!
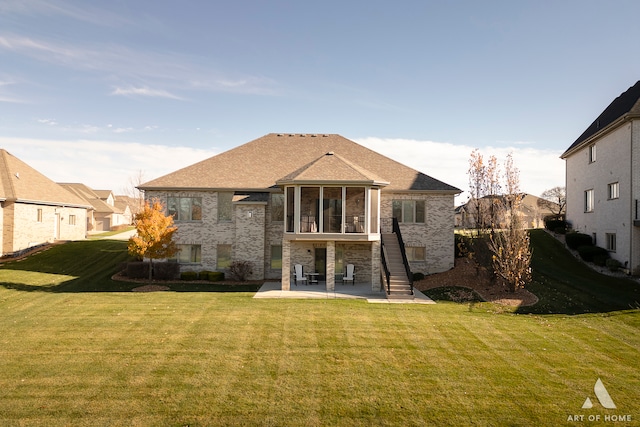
[254,281,435,304]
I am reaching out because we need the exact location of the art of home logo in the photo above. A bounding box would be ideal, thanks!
[567,378,633,423]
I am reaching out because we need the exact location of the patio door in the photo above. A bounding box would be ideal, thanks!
[314,248,326,280]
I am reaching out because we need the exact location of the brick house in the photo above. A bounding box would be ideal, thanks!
[60,184,131,231]
[0,149,90,255]
[561,81,640,273]
[139,134,460,294]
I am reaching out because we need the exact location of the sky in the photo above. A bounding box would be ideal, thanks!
[1,0,640,203]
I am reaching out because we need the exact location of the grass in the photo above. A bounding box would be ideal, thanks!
[0,238,639,425]
[521,229,640,314]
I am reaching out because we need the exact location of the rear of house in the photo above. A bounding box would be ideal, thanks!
[139,133,460,292]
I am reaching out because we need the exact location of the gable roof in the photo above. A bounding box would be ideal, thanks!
[0,149,90,208]
[59,183,120,214]
[140,133,460,193]
[562,81,640,158]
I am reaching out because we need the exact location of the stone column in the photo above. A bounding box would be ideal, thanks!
[371,240,381,292]
[326,240,335,292]
[282,239,291,291]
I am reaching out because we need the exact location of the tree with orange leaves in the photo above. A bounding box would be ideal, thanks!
[128,199,178,281]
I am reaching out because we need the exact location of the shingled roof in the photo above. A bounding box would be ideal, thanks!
[140,133,460,193]
[562,81,640,158]
[0,149,90,208]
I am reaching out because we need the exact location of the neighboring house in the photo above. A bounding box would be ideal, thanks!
[456,194,557,229]
[561,80,640,273]
[59,184,129,231]
[115,195,142,224]
[139,133,460,294]
[0,149,90,255]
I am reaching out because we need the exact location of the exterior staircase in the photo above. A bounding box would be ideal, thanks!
[381,233,414,300]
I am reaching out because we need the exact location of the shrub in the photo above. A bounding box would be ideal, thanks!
[554,227,567,235]
[126,262,150,279]
[577,245,609,263]
[413,272,425,281]
[565,232,593,250]
[228,261,253,281]
[545,219,568,233]
[153,262,180,280]
[593,253,610,267]
[206,271,225,281]
[181,271,199,281]
[198,270,214,280]
[606,258,622,272]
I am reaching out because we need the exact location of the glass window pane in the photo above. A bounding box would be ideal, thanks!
[217,244,232,269]
[323,187,342,233]
[271,194,284,222]
[346,187,365,233]
[286,187,295,232]
[392,200,402,222]
[191,245,202,263]
[167,197,178,219]
[191,198,202,220]
[415,200,425,223]
[180,198,191,221]
[300,187,319,232]
[270,245,282,269]
[403,200,414,223]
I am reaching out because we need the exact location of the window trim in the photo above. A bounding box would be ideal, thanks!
[606,233,617,252]
[589,144,596,163]
[37,208,43,223]
[584,189,594,213]
[608,182,619,200]
[392,199,426,224]
[167,196,203,221]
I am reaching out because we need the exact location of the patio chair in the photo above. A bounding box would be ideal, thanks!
[293,264,307,286]
[342,264,355,285]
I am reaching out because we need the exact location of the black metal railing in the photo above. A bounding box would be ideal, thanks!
[392,217,414,294]
[380,237,391,294]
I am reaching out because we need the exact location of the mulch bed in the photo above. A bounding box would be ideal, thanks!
[414,258,538,307]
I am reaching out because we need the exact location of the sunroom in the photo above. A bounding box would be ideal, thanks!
[276,152,389,291]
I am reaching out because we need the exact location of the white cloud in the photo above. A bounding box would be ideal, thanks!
[37,118,57,126]
[111,86,184,100]
[356,137,565,203]
[0,137,216,194]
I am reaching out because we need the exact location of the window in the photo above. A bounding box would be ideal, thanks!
[271,194,284,222]
[217,244,232,269]
[270,245,282,269]
[406,246,426,261]
[218,192,232,221]
[608,182,619,200]
[392,200,425,223]
[167,197,202,221]
[589,144,596,163]
[69,215,76,225]
[37,209,43,222]
[606,233,617,252]
[173,244,202,263]
[584,189,594,212]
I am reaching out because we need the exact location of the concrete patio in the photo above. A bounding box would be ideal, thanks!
[254,281,435,304]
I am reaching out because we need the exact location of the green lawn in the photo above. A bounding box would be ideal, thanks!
[0,238,639,426]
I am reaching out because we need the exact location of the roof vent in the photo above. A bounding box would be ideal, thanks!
[327,152,334,156]
[311,134,317,137]
[15,172,19,179]
[300,134,306,137]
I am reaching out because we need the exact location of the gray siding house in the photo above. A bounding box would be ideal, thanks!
[561,81,640,273]
[139,133,460,292]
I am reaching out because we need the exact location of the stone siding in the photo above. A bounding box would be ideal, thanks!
[2,202,87,254]
[381,192,455,274]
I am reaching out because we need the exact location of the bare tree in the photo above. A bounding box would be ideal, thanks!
[121,170,146,216]
[538,186,566,219]
[468,149,487,231]
[488,153,532,292]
